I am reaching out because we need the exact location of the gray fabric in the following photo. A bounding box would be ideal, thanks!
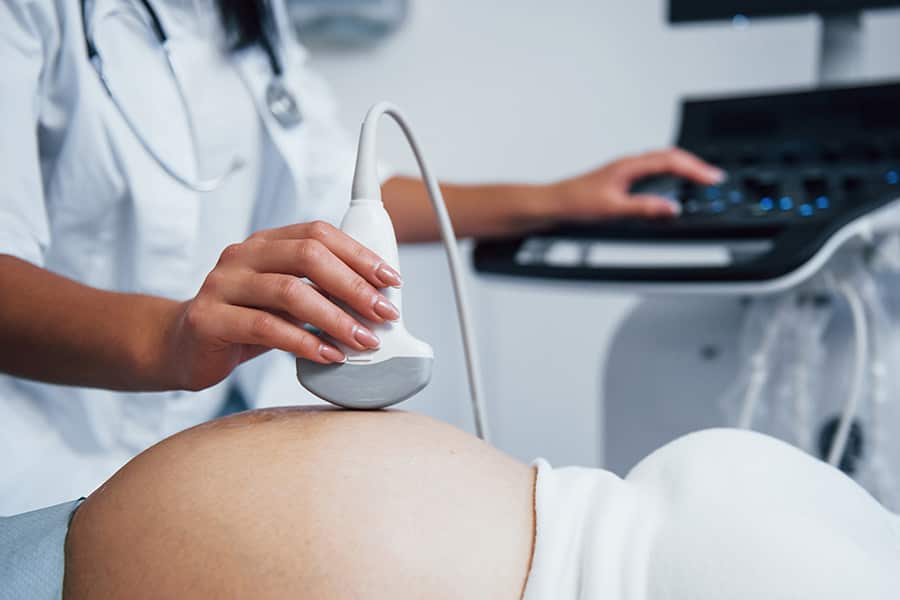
[217,385,250,418]
[286,0,408,45]
[0,500,83,600]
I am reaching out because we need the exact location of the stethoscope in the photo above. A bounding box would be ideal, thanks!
[81,0,303,192]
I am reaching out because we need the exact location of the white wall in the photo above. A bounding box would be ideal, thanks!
[307,1,900,466]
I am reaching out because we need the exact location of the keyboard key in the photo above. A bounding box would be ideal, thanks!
[803,174,828,195]
[544,241,582,267]
[709,199,726,213]
[515,239,547,265]
[779,196,794,211]
[886,170,899,185]
[842,174,863,192]
[585,242,731,268]
[515,249,542,265]
[799,204,814,217]
[816,195,830,209]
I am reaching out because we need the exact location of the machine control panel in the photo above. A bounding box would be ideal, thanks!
[474,82,900,285]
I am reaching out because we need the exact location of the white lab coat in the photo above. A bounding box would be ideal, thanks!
[0,0,362,514]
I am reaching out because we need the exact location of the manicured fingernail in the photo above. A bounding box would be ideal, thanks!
[373,298,401,321]
[353,325,381,348]
[319,344,346,363]
[376,263,403,288]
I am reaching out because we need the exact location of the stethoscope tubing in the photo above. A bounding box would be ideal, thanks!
[80,0,293,192]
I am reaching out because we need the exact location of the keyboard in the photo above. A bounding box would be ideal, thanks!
[474,82,900,287]
[626,148,899,232]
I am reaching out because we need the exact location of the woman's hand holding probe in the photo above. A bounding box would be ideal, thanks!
[164,221,403,392]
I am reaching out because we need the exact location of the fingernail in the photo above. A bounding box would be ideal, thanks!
[376,263,403,288]
[353,325,381,349]
[709,167,727,184]
[319,344,346,363]
[662,200,682,217]
[373,297,401,321]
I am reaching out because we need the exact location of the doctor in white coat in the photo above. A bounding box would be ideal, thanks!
[0,0,724,515]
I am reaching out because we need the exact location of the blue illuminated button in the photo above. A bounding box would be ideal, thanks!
[705,187,721,201]
[799,204,814,217]
[759,197,774,212]
[779,196,794,211]
[684,200,700,214]
[816,195,830,209]
[709,200,725,213]
[887,170,899,185]
[729,189,743,203]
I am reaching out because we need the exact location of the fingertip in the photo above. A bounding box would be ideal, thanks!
[662,199,682,217]
[633,195,681,218]
[671,147,727,185]
[318,343,347,364]
[646,201,680,219]
[374,262,403,289]
[351,324,381,349]
[373,297,401,322]
[684,168,726,188]
[706,167,727,185]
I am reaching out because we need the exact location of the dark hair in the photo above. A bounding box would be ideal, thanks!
[217,0,273,50]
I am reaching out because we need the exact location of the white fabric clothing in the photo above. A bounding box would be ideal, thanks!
[525,428,900,599]
[0,0,360,514]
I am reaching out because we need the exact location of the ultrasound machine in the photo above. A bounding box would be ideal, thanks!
[474,1,900,495]
[474,1,900,294]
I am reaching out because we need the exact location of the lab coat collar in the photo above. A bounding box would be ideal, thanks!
[230,44,306,207]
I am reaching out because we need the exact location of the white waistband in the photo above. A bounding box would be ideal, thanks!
[523,459,661,600]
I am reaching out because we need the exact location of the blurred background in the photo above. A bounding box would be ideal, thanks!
[303,1,900,468]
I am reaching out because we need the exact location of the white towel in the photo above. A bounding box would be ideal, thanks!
[525,428,900,600]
